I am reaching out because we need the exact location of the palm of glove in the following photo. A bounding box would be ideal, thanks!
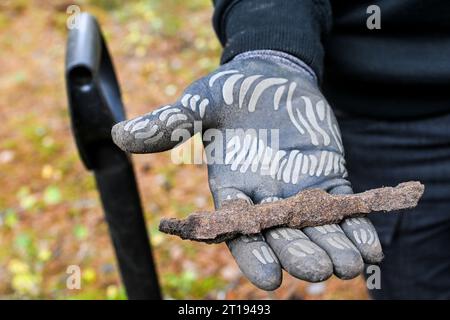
[112,51,383,291]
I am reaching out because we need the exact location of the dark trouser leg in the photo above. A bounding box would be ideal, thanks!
[336,111,450,299]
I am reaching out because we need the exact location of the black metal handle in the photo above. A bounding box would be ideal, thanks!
[65,13,161,300]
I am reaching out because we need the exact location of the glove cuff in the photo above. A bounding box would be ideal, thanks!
[233,50,318,85]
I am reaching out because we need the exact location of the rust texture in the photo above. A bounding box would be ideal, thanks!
[159,181,425,243]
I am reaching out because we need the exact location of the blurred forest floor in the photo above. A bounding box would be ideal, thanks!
[0,0,368,299]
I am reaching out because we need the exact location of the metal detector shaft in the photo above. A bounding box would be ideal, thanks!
[94,147,160,299]
[65,13,161,299]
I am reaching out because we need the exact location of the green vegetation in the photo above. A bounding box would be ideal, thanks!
[0,0,367,300]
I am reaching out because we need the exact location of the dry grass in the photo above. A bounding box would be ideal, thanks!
[0,0,369,300]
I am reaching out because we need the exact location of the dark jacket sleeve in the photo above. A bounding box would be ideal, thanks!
[212,0,332,80]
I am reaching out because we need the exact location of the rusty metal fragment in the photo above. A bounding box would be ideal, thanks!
[159,181,424,243]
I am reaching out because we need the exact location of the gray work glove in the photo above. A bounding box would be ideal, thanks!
[111,50,383,291]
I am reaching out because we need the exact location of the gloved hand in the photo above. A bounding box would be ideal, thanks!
[111,50,383,291]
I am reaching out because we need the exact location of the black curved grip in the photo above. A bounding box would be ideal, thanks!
[66,13,125,170]
[65,13,161,300]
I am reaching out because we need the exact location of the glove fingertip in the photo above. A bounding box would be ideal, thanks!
[111,121,130,152]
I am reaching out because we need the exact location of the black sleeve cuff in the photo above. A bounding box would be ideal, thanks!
[213,0,332,81]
